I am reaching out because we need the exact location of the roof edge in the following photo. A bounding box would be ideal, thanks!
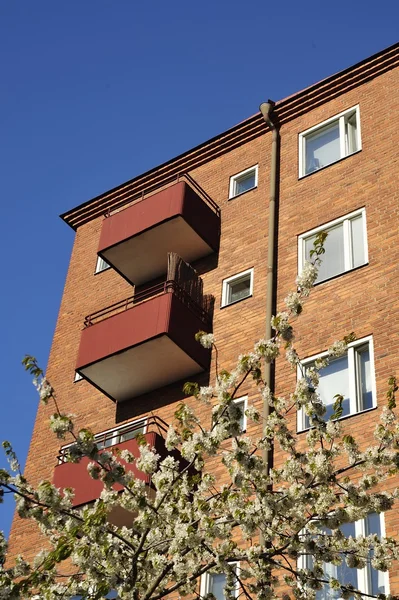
[61,41,399,230]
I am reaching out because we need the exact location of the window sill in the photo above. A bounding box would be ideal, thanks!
[220,294,253,309]
[297,404,378,434]
[228,185,258,201]
[298,149,362,180]
[312,262,368,287]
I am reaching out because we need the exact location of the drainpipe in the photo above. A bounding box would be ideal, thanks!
[259,100,279,475]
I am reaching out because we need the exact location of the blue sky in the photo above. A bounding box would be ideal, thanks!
[0,0,397,538]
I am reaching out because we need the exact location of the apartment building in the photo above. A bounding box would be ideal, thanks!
[6,42,399,598]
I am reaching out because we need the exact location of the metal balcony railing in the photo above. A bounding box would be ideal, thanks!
[83,279,213,328]
[57,415,169,464]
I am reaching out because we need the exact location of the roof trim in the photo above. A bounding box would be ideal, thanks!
[62,41,399,230]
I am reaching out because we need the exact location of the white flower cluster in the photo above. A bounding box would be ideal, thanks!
[285,291,302,315]
[32,377,53,404]
[296,261,318,294]
[328,339,347,358]
[197,332,215,349]
[49,413,74,439]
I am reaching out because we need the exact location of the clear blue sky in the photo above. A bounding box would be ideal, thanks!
[0,0,397,538]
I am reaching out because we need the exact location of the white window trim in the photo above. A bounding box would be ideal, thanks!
[221,268,254,308]
[200,562,240,598]
[298,105,362,178]
[229,165,258,199]
[95,255,111,274]
[74,371,83,382]
[297,514,389,597]
[298,207,368,283]
[297,335,376,432]
[234,396,248,433]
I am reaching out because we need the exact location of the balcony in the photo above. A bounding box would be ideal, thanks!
[97,176,220,285]
[53,416,187,516]
[76,255,213,402]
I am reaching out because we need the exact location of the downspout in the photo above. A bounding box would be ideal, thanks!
[259,100,279,474]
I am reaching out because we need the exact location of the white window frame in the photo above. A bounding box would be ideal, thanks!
[298,208,368,284]
[95,255,110,274]
[233,396,248,433]
[229,165,258,199]
[74,371,83,382]
[298,105,362,178]
[297,513,389,598]
[221,268,254,308]
[297,336,376,432]
[200,562,240,599]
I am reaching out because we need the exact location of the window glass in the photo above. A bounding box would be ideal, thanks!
[300,339,375,431]
[300,107,360,177]
[209,573,227,600]
[305,355,349,428]
[120,423,145,443]
[309,515,386,599]
[350,215,365,268]
[305,224,345,282]
[357,345,372,410]
[234,399,246,433]
[229,277,251,303]
[301,209,367,284]
[235,172,256,195]
[305,121,340,174]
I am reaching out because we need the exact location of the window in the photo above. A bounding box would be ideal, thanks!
[298,514,388,599]
[297,337,376,432]
[95,255,110,274]
[95,419,147,450]
[233,396,247,433]
[299,106,361,177]
[229,165,258,198]
[298,208,368,284]
[221,268,254,307]
[200,563,239,599]
[74,371,83,382]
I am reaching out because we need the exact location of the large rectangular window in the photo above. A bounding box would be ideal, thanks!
[298,514,388,598]
[298,208,368,284]
[297,337,376,432]
[299,106,361,177]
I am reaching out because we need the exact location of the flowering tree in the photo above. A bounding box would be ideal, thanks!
[1,240,399,600]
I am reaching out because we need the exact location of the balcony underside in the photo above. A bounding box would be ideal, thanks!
[102,216,215,285]
[79,335,204,401]
[76,292,211,402]
[98,181,220,285]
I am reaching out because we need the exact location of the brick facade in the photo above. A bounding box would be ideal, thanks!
[7,42,399,596]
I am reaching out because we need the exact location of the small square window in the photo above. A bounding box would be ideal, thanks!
[298,208,367,284]
[74,371,83,382]
[299,106,361,177]
[229,165,258,199]
[200,563,239,599]
[297,336,376,432]
[95,255,110,274]
[221,269,253,307]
